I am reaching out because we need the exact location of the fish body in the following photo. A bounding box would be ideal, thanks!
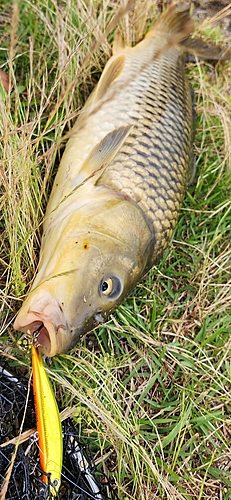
[13,4,229,356]
[32,345,62,494]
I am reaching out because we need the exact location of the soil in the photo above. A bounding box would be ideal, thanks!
[193,0,231,37]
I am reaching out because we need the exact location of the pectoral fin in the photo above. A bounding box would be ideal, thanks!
[80,125,132,183]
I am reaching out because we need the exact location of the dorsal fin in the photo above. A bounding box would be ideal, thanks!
[79,125,132,183]
[112,33,126,55]
[94,53,125,102]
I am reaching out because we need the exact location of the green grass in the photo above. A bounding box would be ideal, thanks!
[1,1,231,499]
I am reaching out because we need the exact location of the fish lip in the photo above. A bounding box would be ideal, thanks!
[14,314,66,357]
[13,294,71,356]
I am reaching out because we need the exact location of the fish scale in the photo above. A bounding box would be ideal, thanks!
[98,50,192,260]
[14,3,231,356]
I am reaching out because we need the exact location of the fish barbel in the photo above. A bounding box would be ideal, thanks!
[13,4,231,356]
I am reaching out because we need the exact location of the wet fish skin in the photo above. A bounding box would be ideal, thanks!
[98,52,193,262]
[13,3,229,356]
[17,196,154,355]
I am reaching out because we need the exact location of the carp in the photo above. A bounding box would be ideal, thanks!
[14,3,231,356]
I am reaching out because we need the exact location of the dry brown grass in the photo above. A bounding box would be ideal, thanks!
[1,1,231,499]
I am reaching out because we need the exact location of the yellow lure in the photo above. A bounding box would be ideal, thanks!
[32,345,62,496]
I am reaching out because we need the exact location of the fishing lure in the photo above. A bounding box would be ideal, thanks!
[32,344,62,496]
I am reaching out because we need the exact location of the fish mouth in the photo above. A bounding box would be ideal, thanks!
[14,311,68,357]
[13,297,70,356]
[31,320,58,356]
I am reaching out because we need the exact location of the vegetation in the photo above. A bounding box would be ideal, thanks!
[1,1,231,498]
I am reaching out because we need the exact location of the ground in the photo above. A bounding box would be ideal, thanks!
[0,1,231,499]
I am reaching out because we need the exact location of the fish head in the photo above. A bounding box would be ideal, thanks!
[14,199,154,356]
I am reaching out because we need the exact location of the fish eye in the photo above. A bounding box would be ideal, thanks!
[101,278,113,295]
[99,276,122,300]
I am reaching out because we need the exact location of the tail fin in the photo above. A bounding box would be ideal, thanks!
[146,3,231,61]
[146,3,194,41]
[182,37,231,60]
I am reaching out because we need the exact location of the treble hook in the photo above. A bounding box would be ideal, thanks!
[32,323,44,347]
